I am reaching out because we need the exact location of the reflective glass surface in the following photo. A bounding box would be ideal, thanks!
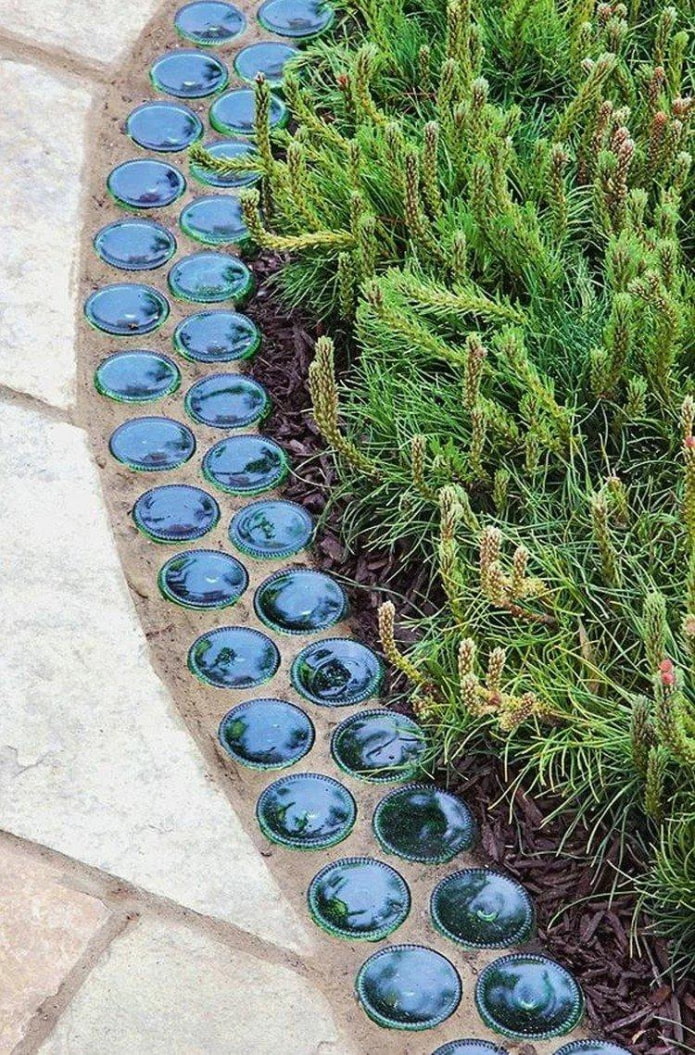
[257,0,334,38]
[126,101,204,151]
[254,568,348,634]
[173,310,261,362]
[94,351,181,403]
[356,945,461,1031]
[188,625,280,688]
[168,251,253,303]
[133,484,220,541]
[209,88,289,135]
[84,284,170,336]
[202,435,289,494]
[174,1,245,44]
[107,159,185,208]
[233,41,298,85]
[430,869,535,949]
[151,49,228,97]
[331,708,426,783]
[109,416,195,470]
[229,499,313,559]
[291,638,383,706]
[158,548,248,608]
[185,374,269,428]
[373,784,477,864]
[94,220,176,270]
[431,1043,509,1055]
[179,194,248,245]
[475,954,584,1040]
[218,697,314,769]
[256,772,356,849]
[308,857,410,940]
[190,139,260,187]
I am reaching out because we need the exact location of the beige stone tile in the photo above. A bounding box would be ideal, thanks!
[0,840,109,1054]
[0,61,90,410]
[0,403,309,952]
[0,0,162,64]
[39,916,357,1055]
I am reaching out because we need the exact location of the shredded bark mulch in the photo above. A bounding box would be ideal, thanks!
[246,252,695,1055]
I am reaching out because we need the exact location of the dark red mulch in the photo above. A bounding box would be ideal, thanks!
[246,252,695,1054]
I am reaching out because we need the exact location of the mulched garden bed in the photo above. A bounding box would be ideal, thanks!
[246,252,695,1055]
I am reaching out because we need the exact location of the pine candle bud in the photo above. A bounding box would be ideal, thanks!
[480,526,502,586]
[461,672,482,716]
[458,637,476,680]
[378,601,426,685]
[486,562,508,607]
[606,475,629,523]
[439,486,460,543]
[464,335,486,408]
[493,468,509,511]
[644,746,666,822]
[511,545,529,597]
[486,647,506,694]
[630,697,653,776]
[590,492,621,584]
[411,434,436,500]
[643,592,667,672]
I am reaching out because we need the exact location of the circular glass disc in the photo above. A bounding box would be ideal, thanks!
[553,1044,632,1055]
[185,374,269,428]
[331,708,426,783]
[133,484,220,542]
[475,954,584,1040]
[218,698,314,769]
[158,549,248,608]
[233,41,298,85]
[308,857,410,941]
[291,638,383,706]
[190,139,260,187]
[94,351,181,403]
[372,784,477,864]
[209,88,289,135]
[151,49,228,98]
[175,1,246,44]
[356,945,461,1031]
[126,101,204,151]
[202,435,289,494]
[84,284,170,336]
[94,220,176,271]
[432,1043,509,1055]
[229,499,313,559]
[254,568,348,634]
[107,159,185,209]
[430,869,535,949]
[188,625,280,688]
[168,252,253,303]
[109,416,195,471]
[257,0,334,38]
[256,772,356,849]
[179,194,248,245]
[173,310,260,362]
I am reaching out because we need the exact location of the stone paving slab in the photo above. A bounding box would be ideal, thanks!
[0,0,162,64]
[0,401,309,952]
[38,916,357,1055]
[0,60,90,411]
[0,838,110,1054]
